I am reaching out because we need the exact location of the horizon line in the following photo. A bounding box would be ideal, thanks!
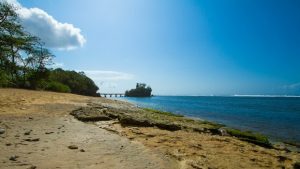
[152,94,300,98]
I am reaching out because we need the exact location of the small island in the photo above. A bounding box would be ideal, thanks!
[125,83,152,97]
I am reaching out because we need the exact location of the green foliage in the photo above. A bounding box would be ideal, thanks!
[0,70,9,87]
[226,128,272,148]
[49,68,99,96]
[45,81,71,93]
[142,108,184,117]
[125,83,152,97]
[0,2,54,88]
[27,68,50,89]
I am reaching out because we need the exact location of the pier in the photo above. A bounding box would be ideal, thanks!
[100,93,125,97]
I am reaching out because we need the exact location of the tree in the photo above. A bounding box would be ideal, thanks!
[0,2,18,85]
[0,2,54,88]
[0,2,100,96]
[49,69,99,96]
[125,83,152,97]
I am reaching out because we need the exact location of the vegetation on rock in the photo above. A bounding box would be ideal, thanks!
[226,128,272,148]
[125,83,152,97]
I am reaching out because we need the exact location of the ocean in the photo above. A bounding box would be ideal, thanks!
[115,96,300,143]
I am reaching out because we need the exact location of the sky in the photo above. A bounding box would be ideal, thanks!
[3,0,300,95]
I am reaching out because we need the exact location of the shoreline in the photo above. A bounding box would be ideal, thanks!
[113,95,300,148]
[1,89,300,169]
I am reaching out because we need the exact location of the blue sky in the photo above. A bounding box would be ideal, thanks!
[10,0,300,95]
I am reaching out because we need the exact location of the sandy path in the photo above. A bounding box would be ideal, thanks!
[0,89,177,169]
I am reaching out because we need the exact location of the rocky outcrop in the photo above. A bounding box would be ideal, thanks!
[71,107,112,121]
[118,115,154,127]
[71,106,183,131]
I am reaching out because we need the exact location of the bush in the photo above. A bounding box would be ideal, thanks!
[49,69,99,96]
[34,79,48,90]
[0,70,10,87]
[45,81,71,93]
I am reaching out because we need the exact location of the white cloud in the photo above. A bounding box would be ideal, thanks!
[83,70,134,81]
[1,0,86,50]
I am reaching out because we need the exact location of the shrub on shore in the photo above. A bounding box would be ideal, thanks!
[0,70,10,87]
[45,81,71,93]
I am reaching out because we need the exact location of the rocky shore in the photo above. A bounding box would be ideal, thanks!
[0,89,299,169]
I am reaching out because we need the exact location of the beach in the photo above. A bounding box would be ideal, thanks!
[0,89,299,169]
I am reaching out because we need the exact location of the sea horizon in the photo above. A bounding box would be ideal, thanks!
[151,94,300,98]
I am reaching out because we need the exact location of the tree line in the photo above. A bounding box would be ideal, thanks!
[0,2,99,96]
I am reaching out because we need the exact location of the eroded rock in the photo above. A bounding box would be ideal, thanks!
[71,107,112,122]
[119,115,153,127]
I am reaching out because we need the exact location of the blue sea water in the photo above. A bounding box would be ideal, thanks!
[115,96,300,143]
